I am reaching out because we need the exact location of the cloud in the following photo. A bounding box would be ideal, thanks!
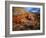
[24,7,40,14]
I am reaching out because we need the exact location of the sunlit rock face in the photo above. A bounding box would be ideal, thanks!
[12,7,26,15]
[12,7,40,31]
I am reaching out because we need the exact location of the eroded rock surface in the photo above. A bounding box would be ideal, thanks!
[12,7,40,31]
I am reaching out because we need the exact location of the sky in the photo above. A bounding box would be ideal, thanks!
[24,7,40,14]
